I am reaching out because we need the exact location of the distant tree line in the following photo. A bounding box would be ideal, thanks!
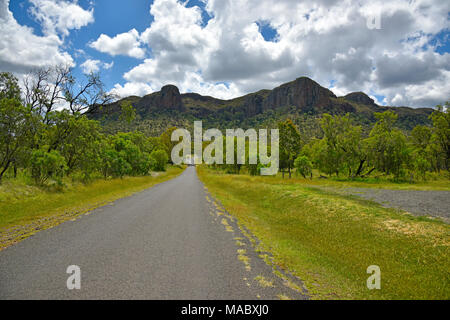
[208,105,449,181]
[0,69,171,186]
[2,65,448,186]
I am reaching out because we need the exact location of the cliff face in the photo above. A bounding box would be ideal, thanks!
[344,92,375,105]
[263,77,337,111]
[89,76,433,132]
[137,84,185,113]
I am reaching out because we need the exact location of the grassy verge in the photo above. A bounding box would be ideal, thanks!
[268,169,450,191]
[198,166,450,299]
[0,166,184,249]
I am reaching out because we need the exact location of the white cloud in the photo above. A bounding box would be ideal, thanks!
[0,0,74,74]
[80,59,114,74]
[110,82,155,97]
[89,29,146,58]
[103,61,114,70]
[108,0,449,107]
[29,0,94,37]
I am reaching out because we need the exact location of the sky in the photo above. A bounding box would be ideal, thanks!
[0,0,449,108]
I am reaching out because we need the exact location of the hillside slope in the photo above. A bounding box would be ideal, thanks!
[89,77,433,136]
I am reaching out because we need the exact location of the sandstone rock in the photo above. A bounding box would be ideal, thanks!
[344,92,375,105]
[263,77,336,111]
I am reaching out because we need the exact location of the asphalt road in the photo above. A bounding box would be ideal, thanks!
[0,167,307,300]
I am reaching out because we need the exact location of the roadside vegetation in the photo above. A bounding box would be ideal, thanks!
[197,103,449,299]
[0,166,183,230]
[214,103,449,183]
[0,68,183,243]
[198,166,449,299]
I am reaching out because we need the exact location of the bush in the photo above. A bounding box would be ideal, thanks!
[150,149,169,172]
[294,155,313,179]
[30,149,67,185]
[414,156,429,181]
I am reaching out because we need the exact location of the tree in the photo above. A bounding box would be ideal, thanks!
[160,127,178,163]
[411,125,432,155]
[0,98,35,183]
[410,125,433,174]
[119,101,136,124]
[44,111,103,179]
[150,150,169,172]
[319,114,362,177]
[0,72,21,100]
[366,111,410,180]
[429,102,449,170]
[30,149,67,185]
[23,65,115,121]
[278,119,302,178]
[294,155,312,179]
[414,156,429,181]
[110,133,152,176]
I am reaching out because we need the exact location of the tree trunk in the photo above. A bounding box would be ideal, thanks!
[0,161,11,184]
[355,159,366,177]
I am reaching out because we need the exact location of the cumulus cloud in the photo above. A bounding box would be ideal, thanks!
[80,59,114,74]
[109,82,155,97]
[29,0,94,37]
[0,0,74,74]
[107,0,449,107]
[89,29,146,59]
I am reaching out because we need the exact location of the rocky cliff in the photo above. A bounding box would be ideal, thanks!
[89,76,434,134]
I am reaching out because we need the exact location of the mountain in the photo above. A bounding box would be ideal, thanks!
[89,76,434,137]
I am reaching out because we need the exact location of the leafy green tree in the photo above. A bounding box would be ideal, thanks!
[318,114,344,176]
[110,133,151,176]
[308,138,336,176]
[150,149,169,172]
[119,101,136,124]
[0,72,21,100]
[278,119,302,178]
[45,111,103,178]
[294,155,312,179]
[429,102,449,170]
[414,156,429,181]
[30,149,67,185]
[410,125,433,174]
[0,98,35,183]
[366,111,410,180]
[411,125,432,155]
[160,127,178,163]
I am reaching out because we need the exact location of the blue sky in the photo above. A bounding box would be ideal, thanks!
[1,0,449,107]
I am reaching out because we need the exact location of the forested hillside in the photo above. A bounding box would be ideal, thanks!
[89,77,433,137]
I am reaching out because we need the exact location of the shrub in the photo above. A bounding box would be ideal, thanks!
[150,149,169,172]
[30,149,67,185]
[294,155,313,179]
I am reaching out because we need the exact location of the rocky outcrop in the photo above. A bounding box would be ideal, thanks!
[89,76,433,132]
[138,84,185,112]
[344,92,375,105]
[160,85,184,110]
[263,77,337,111]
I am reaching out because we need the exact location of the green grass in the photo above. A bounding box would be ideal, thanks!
[265,169,450,191]
[198,166,450,299]
[0,166,184,249]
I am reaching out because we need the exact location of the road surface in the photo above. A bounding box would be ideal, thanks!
[0,166,307,299]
